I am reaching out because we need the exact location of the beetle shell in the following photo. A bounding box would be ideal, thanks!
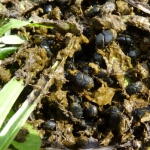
[69,70,94,90]
[103,77,115,86]
[83,27,91,38]
[84,102,98,118]
[85,5,100,17]
[97,68,107,78]
[65,60,76,70]
[127,46,140,61]
[126,81,146,95]
[43,120,56,130]
[93,51,104,65]
[68,95,83,119]
[74,71,94,89]
[109,106,120,130]
[43,5,53,14]
[139,37,150,52]
[132,107,150,122]
[117,34,133,45]
[40,39,53,57]
[70,102,83,119]
[95,29,117,48]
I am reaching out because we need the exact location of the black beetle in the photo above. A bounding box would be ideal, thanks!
[109,106,121,130]
[132,107,150,122]
[68,69,94,90]
[127,46,140,61]
[69,95,83,119]
[43,5,53,14]
[126,81,147,95]
[95,29,117,48]
[43,120,56,130]
[93,51,104,65]
[83,27,91,38]
[40,39,53,57]
[117,34,133,45]
[84,102,98,118]
[85,5,100,17]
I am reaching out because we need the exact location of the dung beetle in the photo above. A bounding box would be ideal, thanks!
[95,29,117,48]
[43,4,53,14]
[96,68,115,86]
[126,81,147,95]
[139,36,150,53]
[56,0,72,6]
[117,34,133,45]
[97,68,107,78]
[65,60,76,70]
[84,102,98,118]
[40,39,53,57]
[69,95,83,119]
[109,106,121,130]
[81,64,92,75]
[103,77,115,87]
[132,107,150,122]
[127,46,140,61]
[76,62,92,75]
[43,120,56,130]
[77,136,99,149]
[85,5,100,17]
[83,27,91,38]
[93,51,104,65]
[68,69,94,90]
[65,60,76,79]
[80,118,96,127]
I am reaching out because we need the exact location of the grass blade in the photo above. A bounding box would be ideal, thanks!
[0,46,19,60]
[0,99,37,150]
[0,77,24,128]
[0,35,26,45]
[0,19,30,37]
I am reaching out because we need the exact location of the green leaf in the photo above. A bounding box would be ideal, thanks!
[0,44,6,48]
[12,123,41,150]
[0,19,30,37]
[0,46,19,60]
[0,109,15,130]
[0,77,24,128]
[0,18,8,28]
[5,109,15,123]
[0,35,26,44]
